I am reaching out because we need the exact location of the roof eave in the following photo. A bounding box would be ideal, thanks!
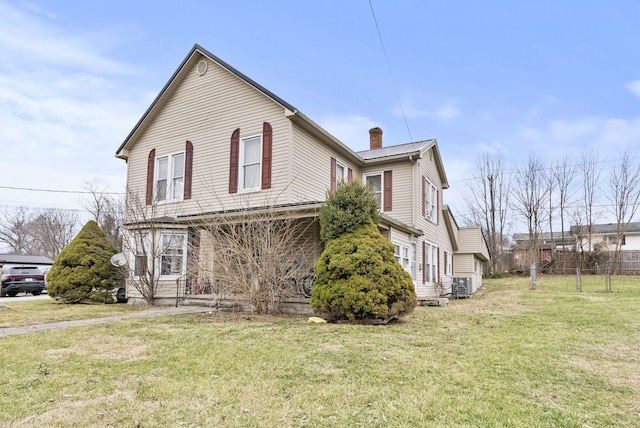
[286,110,363,164]
[362,151,422,165]
[115,43,299,160]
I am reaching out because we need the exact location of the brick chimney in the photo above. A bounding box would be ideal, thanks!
[369,127,383,150]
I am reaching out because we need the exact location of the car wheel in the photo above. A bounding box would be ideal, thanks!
[32,291,41,296]
[7,291,17,297]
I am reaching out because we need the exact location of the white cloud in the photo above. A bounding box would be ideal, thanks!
[0,1,139,75]
[392,99,461,123]
[434,102,461,121]
[0,0,144,210]
[318,114,378,151]
[19,0,56,19]
[625,80,640,98]
[514,116,640,163]
[549,118,597,142]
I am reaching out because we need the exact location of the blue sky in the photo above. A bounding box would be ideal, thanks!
[1,0,639,224]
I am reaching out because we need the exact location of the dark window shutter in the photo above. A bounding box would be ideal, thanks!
[348,168,353,183]
[422,241,426,283]
[229,128,240,193]
[261,122,272,190]
[383,170,392,211]
[436,189,440,224]
[437,248,441,281]
[184,141,193,199]
[422,176,426,217]
[146,149,156,205]
[330,157,337,192]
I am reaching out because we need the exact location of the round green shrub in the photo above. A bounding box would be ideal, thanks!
[47,220,117,303]
[311,222,417,321]
[320,180,380,242]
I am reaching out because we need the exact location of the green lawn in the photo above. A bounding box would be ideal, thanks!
[1,276,638,427]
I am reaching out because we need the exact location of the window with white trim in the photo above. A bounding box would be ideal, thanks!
[240,135,262,192]
[336,160,347,189]
[395,243,418,281]
[365,173,383,209]
[444,250,452,276]
[160,233,186,276]
[410,243,417,281]
[425,242,438,283]
[425,179,437,222]
[156,152,185,202]
[134,236,147,277]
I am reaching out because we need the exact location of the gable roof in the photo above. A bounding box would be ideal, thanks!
[116,44,299,159]
[357,139,449,188]
[571,222,640,235]
[115,43,449,187]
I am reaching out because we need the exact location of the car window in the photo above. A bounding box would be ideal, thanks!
[8,267,42,274]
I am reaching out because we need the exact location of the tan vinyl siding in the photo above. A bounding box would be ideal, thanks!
[453,254,474,275]
[458,227,490,260]
[361,161,413,225]
[290,126,359,202]
[126,53,293,218]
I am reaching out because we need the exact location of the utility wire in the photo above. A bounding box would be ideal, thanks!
[0,185,123,195]
[368,0,414,143]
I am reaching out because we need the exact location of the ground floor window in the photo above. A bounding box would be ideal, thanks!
[160,233,186,276]
[444,250,452,276]
[425,242,438,284]
[394,242,416,281]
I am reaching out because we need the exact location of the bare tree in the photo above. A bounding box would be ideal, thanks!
[553,157,577,249]
[579,148,602,253]
[606,146,640,273]
[0,207,35,254]
[463,153,511,273]
[192,203,321,314]
[122,190,179,305]
[82,180,124,251]
[29,208,79,260]
[552,156,577,273]
[511,153,549,267]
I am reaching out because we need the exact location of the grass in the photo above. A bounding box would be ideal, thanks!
[0,298,147,328]
[0,275,639,427]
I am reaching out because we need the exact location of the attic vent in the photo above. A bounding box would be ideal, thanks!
[197,60,208,76]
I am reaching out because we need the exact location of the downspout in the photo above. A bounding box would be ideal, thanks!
[409,155,417,228]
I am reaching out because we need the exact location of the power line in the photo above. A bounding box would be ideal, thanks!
[368,0,413,143]
[0,185,124,195]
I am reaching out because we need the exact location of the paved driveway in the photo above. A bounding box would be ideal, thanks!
[0,305,212,338]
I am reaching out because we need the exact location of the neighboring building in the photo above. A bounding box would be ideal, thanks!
[0,255,54,279]
[0,254,54,269]
[115,44,490,307]
[511,222,640,274]
[571,223,640,252]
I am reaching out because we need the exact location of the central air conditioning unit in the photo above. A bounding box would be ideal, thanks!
[451,277,472,298]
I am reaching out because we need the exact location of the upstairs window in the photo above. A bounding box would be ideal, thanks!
[229,123,272,194]
[366,173,382,208]
[336,161,347,189]
[241,135,262,192]
[155,152,185,203]
[425,179,437,222]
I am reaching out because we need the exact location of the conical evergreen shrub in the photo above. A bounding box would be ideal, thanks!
[311,181,417,322]
[47,220,117,303]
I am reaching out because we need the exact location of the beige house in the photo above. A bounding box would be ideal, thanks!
[116,44,489,307]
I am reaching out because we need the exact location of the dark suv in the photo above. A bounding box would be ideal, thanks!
[1,266,46,297]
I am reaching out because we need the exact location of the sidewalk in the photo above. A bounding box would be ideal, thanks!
[0,305,213,338]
